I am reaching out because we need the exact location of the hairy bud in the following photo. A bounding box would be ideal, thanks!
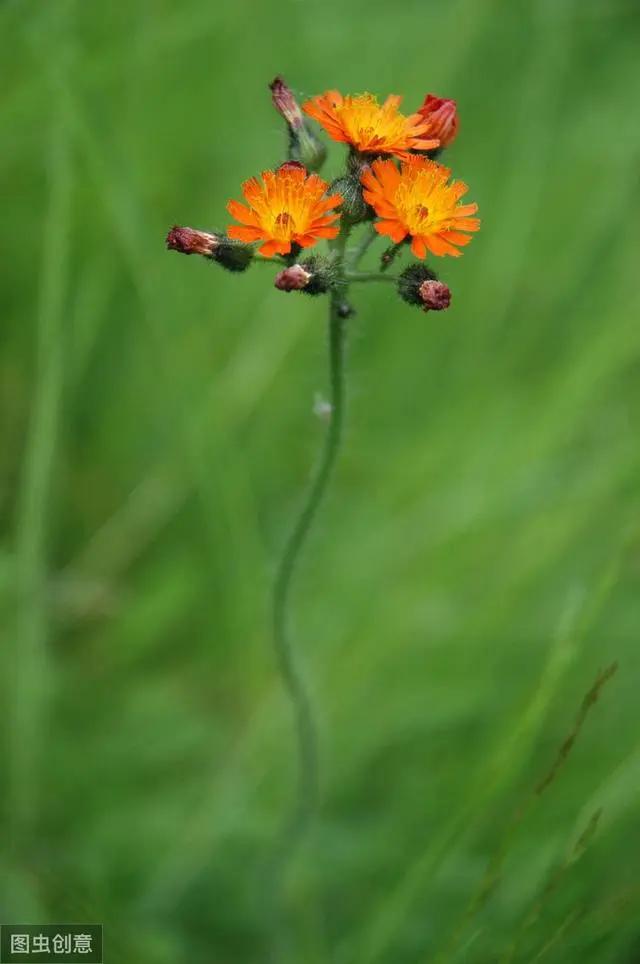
[270,76,305,131]
[418,279,451,311]
[398,263,451,312]
[330,174,370,227]
[274,264,312,291]
[274,257,335,296]
[214,238,254,273]
[166,225,219,256]
[166,225,253,273]
[270,76,327,173]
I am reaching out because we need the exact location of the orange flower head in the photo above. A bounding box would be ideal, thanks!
[361,156,480,259]
[227,161,343,257]
[302,91,440,159]
[418,94,459,148]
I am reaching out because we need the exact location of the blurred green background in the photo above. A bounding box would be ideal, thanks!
[2,0,640,961]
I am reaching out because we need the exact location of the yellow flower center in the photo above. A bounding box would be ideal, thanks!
[394,165,459,236]
[334,94,410,152]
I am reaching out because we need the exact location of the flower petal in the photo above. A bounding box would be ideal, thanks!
[227,224,264,243]
[411,236,427,259]
[374,220,407,243]
[227,200,260,226]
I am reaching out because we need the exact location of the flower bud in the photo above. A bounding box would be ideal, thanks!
[166,225,219,256]
[274,264,312,291]
[418,94,459,149]
[330,172,370,226]
[270,76,327,173]
[270,76,305,131]
[274,256,335,296]
[398,263,451,312]
[166,225,253,273]
[419,279,451,311]
[214,238,254,273]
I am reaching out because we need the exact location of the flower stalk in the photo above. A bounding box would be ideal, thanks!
[267,227,349,959]
[271,282,348,842]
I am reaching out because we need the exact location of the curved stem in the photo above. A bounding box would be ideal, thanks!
[272,287,346,826]
[268,285,347,953]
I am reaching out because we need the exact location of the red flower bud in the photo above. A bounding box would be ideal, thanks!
[419,279,451,311]
[418,94,459,148]
[277,160,307,174]
[270,76,327,173]
[274,264,312,291]
[270,76,305,131]
[166,225,219,256]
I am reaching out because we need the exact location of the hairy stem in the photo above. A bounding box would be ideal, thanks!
[272,287,347,831]
[269,269,348,957]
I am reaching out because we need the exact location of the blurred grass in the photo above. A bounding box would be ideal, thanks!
[2,0,640,961]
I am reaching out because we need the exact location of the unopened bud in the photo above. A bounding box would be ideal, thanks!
[270,76,305,131]
[270,76,327,173]
[398,263,450,312]
[274,256,334,296]
[418,279,451,311]
[274,264,312,291]
[166,225,253,273]
[418,94,459,149]
[214,238,254,272]
[330,172,370,226]
[166,225,219,256]
[278,160,306,174]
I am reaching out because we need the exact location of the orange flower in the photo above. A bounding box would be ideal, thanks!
[302,91,439,159]
[227,162,343,257]
[361,156,480,258]
[418,94,459,148]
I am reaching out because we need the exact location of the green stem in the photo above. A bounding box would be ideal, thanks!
[380,240,405,272]
[272,287,347,839]
[269,237,349,956]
